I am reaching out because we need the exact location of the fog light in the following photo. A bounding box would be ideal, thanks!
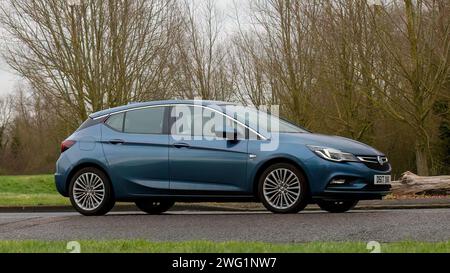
[330,178,346,185]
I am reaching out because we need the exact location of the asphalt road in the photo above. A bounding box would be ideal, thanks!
[0,208,449,242]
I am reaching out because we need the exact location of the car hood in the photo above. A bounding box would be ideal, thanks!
[280,133,383,156]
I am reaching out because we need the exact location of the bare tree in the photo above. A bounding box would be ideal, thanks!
[366,0,450,175]
[0,94,12,151]
[1,84,71,173]
[231,32,271,107]
[311,0,381,142]
[0,0,181,126]
[232,0,320,126]
[174,0,234,101]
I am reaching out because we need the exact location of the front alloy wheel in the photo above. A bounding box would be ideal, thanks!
[258,163,309,213]
[69,167,115,216]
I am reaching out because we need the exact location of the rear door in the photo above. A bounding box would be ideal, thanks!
[101,106,170,196]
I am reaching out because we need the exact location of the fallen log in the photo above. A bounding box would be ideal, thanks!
[391,171,450,195]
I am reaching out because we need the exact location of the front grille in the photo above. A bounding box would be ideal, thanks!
[357,156,391,171]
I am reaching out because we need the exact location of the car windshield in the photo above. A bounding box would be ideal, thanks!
[218,105,309,135]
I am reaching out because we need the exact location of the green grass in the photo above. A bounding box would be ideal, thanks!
[0,175,68,206]
[0,175,55,194]
[0,193,69,206]
[0,240,448,253]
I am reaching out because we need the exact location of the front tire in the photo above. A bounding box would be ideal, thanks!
[317,200,358,213]
[69,167,115,216]
[258,163,309,214]
[135,200,175,214]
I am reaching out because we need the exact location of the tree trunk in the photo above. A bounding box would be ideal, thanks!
[415,140,429,176]
[391,171,450,195]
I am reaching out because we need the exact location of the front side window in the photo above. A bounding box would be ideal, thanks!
[123,107,165,134]
[171,106,246,139]
[231,106,308,134]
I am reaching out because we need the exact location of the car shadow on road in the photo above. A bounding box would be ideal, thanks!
[99,210,384,217]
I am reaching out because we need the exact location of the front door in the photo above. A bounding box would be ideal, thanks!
[168,105,250,194]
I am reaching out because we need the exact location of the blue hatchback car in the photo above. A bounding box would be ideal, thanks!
[55,100,391,216]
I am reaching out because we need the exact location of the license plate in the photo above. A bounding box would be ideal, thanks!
[374,175,391,185]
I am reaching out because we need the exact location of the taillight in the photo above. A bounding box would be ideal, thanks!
[61,140,76,153]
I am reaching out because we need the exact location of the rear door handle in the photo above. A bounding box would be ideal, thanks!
[109,139,125,145]
[173,142,190,149]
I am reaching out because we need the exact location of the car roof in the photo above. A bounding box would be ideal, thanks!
[89,100,236,119]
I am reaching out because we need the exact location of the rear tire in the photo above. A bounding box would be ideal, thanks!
[258,163,309,214]
[317,200,358,213]
[69,167,115,216]
[135,200,175,214]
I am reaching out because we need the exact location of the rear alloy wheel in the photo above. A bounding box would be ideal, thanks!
[317,200,358,213]
[258,163,309,214]
[69,167,115,216]
[135,200,175,214]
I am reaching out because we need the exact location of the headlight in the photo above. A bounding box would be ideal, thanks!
[307,145,359,162]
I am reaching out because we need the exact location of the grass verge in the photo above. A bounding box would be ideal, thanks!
[0,193,69,206]
[0,241,449,253]
[0,175,55,194]
[0,175,68,206]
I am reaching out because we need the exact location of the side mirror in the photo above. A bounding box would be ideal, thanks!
[215,126,238,141]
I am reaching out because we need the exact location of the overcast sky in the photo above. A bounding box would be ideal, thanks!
[0,0,247,97]
[0,57,19,96]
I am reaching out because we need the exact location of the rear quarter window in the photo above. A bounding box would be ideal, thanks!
[105,113,125,132]
[77,118,101,132]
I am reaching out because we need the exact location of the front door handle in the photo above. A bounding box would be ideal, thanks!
[109,139,125,145]
[173,142,190,149]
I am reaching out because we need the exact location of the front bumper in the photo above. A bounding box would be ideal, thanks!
[313,175,392,200]
[303,156,392,201]
[313,186,391,201]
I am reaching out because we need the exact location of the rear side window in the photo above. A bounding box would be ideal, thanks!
[124,107,165,134]
[105,113,125,131]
